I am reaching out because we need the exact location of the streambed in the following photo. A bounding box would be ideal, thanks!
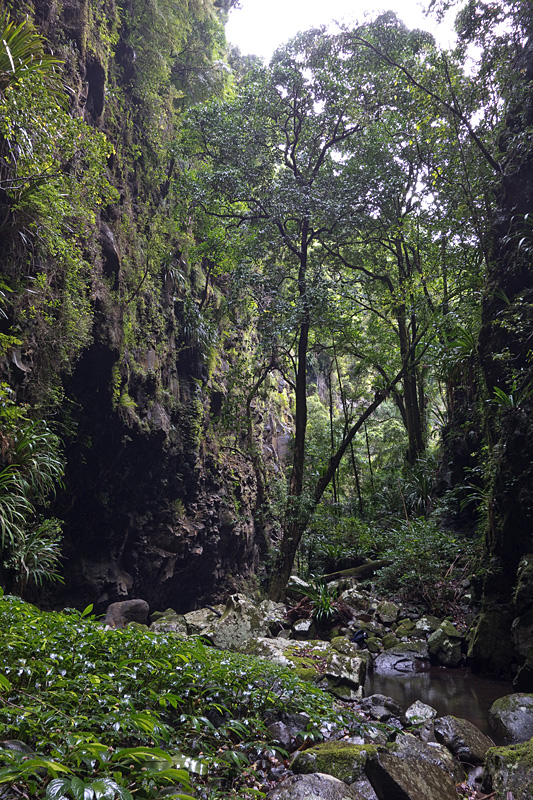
[365,666,513,741]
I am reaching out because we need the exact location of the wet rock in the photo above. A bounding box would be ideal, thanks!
[267,772,365,799]
[482,739,533,799]
[488,693,533,742]
[404,700,437,726]
[427,620,463,667]
[149,608,188,635]
[365,749,458,800]
[391,733,465,783]
[291,741,378,784]
[103,599,149,629]
[433,715,494,764]
[359,694,403,723]
[373,641,429,674]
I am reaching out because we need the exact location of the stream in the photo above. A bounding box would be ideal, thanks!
[364,666,513,741]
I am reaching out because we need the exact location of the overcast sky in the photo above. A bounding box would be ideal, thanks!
[225,0,459,60]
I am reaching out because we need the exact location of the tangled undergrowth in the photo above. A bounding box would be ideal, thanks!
[0,593,357,799]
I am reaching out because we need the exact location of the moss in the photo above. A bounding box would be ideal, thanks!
[291,741,379,784]
[487,739,533,769]
[293,667,319,682]
[484,739,533,798]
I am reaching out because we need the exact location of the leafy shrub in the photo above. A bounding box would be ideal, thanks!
[373,517,474,613]
[0,597,350,798]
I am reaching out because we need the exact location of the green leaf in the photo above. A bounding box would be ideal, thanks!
[0,673,11,691]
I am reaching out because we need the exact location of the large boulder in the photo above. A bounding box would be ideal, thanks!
[372,641,429,674]
[183,605,224,634]
[242,637,368,697]
[427,621,463,667]
[483,739,533,800]
[512,557,533,688]
[267,773,365,799]
[149,608,187,635]
[489,693,533,742]
[391,733,465,783]
[433,715,494,765]
[203,593,271,651]
[291,741,378,784]
[103,599,149,629]
[365,749,459,800]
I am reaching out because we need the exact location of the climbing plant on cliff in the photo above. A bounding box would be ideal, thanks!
[0,6,116,406]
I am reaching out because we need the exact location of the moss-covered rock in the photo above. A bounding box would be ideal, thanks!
[483,738,533,799]
[291,741,378,784]
[489,693,533,742]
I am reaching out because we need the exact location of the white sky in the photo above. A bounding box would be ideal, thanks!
[225,0,459,60]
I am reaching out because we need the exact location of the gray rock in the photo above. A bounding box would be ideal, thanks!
[365,749,458,800]
[359,694,403,722]
[488,693,533,742]
[149,608,188,635]
[267,772,365,799]
[404,700,437,726]
[349,778,378,800]
[243,637,368,697]
[373,642,429,674]
[391,733,465,783]
[414,615,441,634]
[482,739,533,799]
[103,599,149,629]
[433,715,494,764]
[183,605,224,634]
[292,618,315,638]
[204,593,271,650]
[376,600,399,625]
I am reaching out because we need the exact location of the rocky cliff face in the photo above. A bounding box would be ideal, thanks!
[1,0,275,612]
[470,31,533,686]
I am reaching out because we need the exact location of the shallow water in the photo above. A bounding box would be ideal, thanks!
[364,666,513,741]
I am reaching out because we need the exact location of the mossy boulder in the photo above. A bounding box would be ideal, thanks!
[291,741,378,784]
[149,609,188,635]
[266,772,364,799]
[483,738,533,799]
[365,749,459,800]
[376,600,399,624]
[427,621,463,667]
[489,693,533,742]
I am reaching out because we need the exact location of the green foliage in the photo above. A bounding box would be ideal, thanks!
[374,517,475,612]
[0,8,117,406]
[0,597,348,798]
[298,579,338,623]
[0,411,65,594]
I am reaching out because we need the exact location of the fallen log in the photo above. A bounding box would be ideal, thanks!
[322,559,391,583]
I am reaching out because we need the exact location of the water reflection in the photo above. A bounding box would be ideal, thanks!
[365,667,513,740]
